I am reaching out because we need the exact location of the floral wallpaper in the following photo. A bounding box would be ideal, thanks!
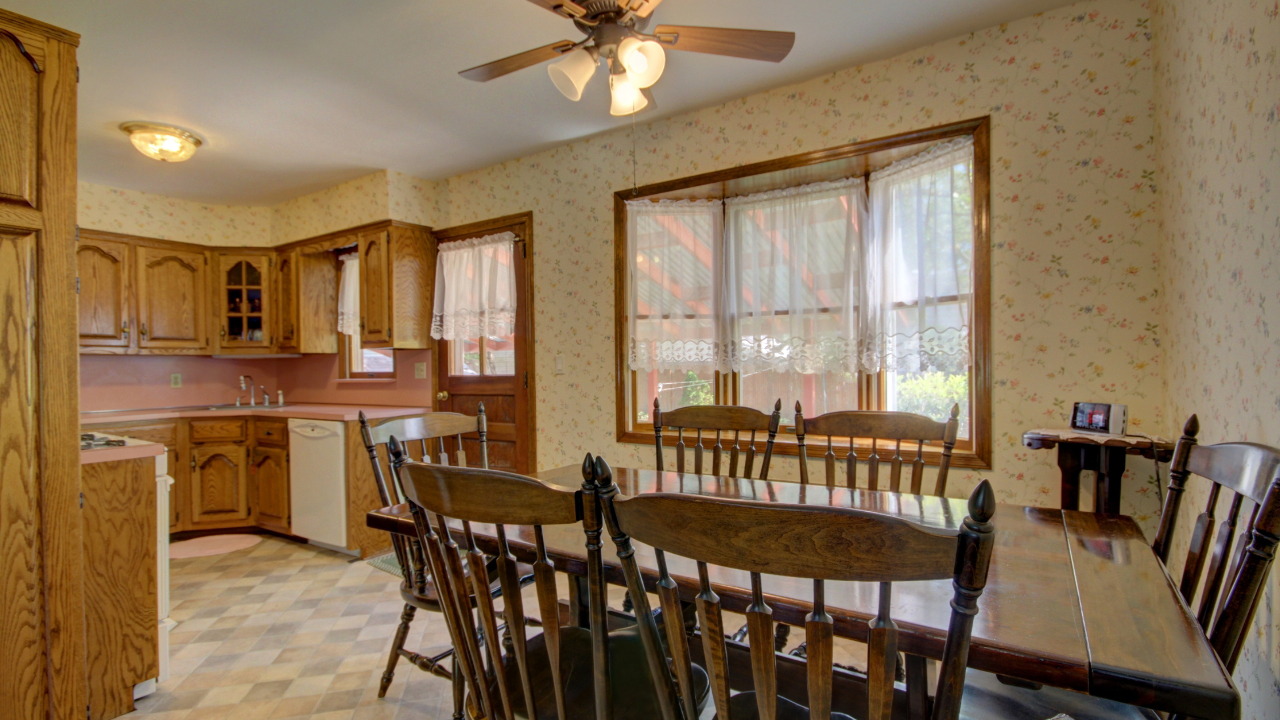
[269,170,390,243]
[1154,0,1280,714]
[388,170,448,229]
[78,181,272,246]
[445,0,1166,517]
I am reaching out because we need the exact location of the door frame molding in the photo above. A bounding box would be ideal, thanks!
[432,211,537,473]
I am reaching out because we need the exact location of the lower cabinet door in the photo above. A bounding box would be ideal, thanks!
[252,446,290,534]
[190,444,249,525]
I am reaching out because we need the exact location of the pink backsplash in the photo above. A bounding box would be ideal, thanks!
[79,350,434,412]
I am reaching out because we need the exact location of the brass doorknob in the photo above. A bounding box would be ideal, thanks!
[436,390,449,402]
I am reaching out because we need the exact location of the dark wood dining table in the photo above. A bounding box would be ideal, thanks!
[366,465,1238,720]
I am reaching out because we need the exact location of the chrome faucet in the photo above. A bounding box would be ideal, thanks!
[239,375,256,406]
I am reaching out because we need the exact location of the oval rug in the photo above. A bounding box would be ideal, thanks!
[169,534,262,559]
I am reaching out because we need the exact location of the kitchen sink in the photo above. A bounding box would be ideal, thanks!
[204,404,289,411]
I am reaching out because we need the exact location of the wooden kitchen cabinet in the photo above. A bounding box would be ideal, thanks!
[135,244,210,352]
[357,223,433,349]
[190,444,250,526]
[358,229,392,345]
[215,252,273,353]
[77,233,132,349]
[275,250,299,351]
[82,419,187,532]
[251,447,289,534]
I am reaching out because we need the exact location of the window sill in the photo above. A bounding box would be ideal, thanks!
[617,430,992,470]
[336,377,397,384]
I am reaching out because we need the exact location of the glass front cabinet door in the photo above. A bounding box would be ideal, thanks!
[217,253,273,351]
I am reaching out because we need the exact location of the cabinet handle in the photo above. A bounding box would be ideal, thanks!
[122,321,129,340]
[220,326,227,340]
[140,323,148,339]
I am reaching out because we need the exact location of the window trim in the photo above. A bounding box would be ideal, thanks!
[613,117,992,470]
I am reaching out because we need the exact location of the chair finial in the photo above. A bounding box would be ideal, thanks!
[1184,414,1200,438]
[774,398,782,412]
[581,453,595,488]
[358,410,368,424]
[594,455,615,490]
[388,435,404,460]
[950,403,960,420]
[794,400,803,414]
[969,479,996,524]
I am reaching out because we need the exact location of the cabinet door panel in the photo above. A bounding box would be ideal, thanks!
[136,246,208,351]
[77,237,132,347]
[252,447,289,534]
[190,444,248,525]
[359,230,391,344]
[217,253,272,351]
[275,250,298,351]
[0,34,39,208]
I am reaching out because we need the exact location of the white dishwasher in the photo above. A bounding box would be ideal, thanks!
[288,419,349,551]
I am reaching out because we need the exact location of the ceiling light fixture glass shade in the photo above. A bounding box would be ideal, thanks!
[548,49,598,101]
[609,71,649,116]
[616,37,665,88]
[119,122,203,162]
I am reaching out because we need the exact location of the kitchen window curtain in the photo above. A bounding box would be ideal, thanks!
[866,136,975,373]
[625,198,729,374]
[430,231,518,341]
[337,253,362,372]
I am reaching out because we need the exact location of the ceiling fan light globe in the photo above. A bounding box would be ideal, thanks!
[617,37,665,89]
[548,49,598,102]
[609,72,649,116]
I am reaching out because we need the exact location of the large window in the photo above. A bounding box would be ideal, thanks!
[615,118,990,467]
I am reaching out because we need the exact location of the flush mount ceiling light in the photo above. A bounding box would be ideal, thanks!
[458,0,794,117]
[119,122,203,162]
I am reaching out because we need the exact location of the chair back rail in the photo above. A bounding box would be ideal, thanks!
[1150,414,1280,675]
[654,398,782,479]
[590,454,995,720]
[796,403,960,495]
[397,452,584,720]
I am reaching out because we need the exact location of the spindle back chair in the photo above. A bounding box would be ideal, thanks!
[590,454,996,720]
[652,398,782,479]
[796,403,960,496]
[1151,415,1280,675]
[358,408,488,706]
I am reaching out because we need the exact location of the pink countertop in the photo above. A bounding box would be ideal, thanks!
[82,404,429,426]
[81,437,165,466]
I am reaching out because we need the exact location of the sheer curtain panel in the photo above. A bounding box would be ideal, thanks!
[338,253,362,371]
[431,232,518,341]
[867,137,975,374]
[625,199,728,374]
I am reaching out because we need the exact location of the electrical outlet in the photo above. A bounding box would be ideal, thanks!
[414,362,427,379]
[170,373,182,388]
[555,354,565,375]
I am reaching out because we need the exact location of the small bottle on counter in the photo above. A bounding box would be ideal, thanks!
[277,390,285,406]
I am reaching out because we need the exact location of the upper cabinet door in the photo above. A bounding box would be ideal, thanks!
[0,30,41,209]
[359,229,392,345]
[275,250,299,351]
[216,253,272,351]
[77,235,132,348]
[135,245,209,351]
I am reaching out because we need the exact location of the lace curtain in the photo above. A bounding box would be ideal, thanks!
[866,137,974,373]
[725,178,868,375]
[337,253,362,371]
[625,199,729,373]
[430,231,518,341]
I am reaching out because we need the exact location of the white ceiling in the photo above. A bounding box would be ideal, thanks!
[15,0,1071,205]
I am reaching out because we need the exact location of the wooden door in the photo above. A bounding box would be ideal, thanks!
[0,11,86,719]
[77,233,132,349]
[359,229,392,345]
[190,444,249,525]
[135,245,209,351]
[275,250,299,351]
[434,213,536,473]
[216,252,272,350]
[252,447,289,533]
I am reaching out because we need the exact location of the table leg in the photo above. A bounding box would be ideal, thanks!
[1096,447,1127,515]
[1058,446,1083,511]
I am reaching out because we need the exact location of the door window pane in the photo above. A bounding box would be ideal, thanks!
[450,337,481,376]
[484,331,515,376]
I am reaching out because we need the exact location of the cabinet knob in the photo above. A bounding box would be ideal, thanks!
[121,321,129,339]
[436,390,449,402]
[140,323,148,338]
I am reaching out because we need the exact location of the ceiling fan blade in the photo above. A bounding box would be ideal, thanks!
[523,0,587,19]
[653,25,795,62]
[618,0,664,18]
[459,40,577,82]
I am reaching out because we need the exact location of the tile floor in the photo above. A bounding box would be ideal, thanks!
[127,536,456,720]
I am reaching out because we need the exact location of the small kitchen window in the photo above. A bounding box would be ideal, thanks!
[337,248,396,379]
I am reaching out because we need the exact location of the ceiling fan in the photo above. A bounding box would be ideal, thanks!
[459,0,795,116]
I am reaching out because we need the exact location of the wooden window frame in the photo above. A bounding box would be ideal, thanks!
[339,335,396,379]
[614,117,992,469]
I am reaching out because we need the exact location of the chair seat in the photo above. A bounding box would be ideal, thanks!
[720,692,855,720]
[489,625,710,720]
[398,561,535,612]
[960,670,1158,720]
